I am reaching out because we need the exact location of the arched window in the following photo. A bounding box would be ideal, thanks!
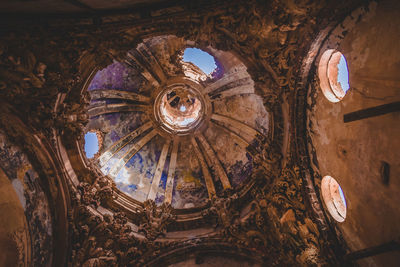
[318,50,350,102]
[321,175,347,222]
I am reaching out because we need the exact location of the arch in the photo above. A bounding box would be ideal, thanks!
[0,104,71,267]
[144,240,264,266]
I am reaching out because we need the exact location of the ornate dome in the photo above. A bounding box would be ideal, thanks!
[85,35,270,209]
[3,1,399,266]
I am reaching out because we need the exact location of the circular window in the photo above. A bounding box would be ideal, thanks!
[318,50,350,102]
[153,78,208,136]
[321,175,347,222]
[159,87,203,130]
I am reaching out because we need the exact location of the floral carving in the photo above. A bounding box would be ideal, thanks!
[0,0,346,265]
[137,200,176,241]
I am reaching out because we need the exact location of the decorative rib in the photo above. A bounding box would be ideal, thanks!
[136,43,167,83]
[211,113,260,143]
[211,121,262,160]
[98,121,153,167]
[196,134,231,189]
[210,121,249,148]
[203,65,249,94]
[109,129,158,177]
[126,51,160,87]
[164,139,179,204]
[209,84,254,100]
[90,89,150,103]
[191,137,216,199]
[147,140,171,200]
[88,103,148,117]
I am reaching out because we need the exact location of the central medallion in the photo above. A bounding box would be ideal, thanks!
[153,78,208,135]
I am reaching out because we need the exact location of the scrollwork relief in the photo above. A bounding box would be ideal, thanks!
[0,0,349,265]
[137,200,177,241]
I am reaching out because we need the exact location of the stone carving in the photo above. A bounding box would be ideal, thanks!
[70,207,119,267]
[71,179,180,266]
[0,49,46,91]
[77,176,114,208]
[199,166,325,265]
[262,166,324,265]
[56,91,89,137]
[137,200,176,241]
[0,47,55,134]
[71,183,141,266]
[12,229,30,267]
[202,191,240,235]
[0,0,347,265]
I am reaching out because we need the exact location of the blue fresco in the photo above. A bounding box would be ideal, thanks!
[88,61,144,93]
[0,131,53,266]
[228,153,254,187]
[84,36,270,208]
[172,139,208,209]
[88,111,145,155]
[113,135,164,202]
[110,130,120,142]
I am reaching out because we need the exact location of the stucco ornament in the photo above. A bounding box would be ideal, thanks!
[137,200,176,241]
[0,0,353,265]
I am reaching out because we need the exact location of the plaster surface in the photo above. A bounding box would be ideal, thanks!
[0,131,53,267]
[309,1,400,265]
[85,35,270,209]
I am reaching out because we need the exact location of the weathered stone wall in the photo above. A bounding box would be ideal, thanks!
[0,0,379,266]
[0,130,53,267]
[0,167,28,267]
[308,0,400,266]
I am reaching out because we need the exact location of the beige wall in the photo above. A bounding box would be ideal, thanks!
[0,167,28,267]
[309,0,400,266]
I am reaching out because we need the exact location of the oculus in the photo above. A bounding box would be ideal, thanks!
[154,79,207,135]
[321,175,347,222]
[318,50,350,102]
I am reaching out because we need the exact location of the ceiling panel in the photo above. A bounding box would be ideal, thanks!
[0,0,163,15]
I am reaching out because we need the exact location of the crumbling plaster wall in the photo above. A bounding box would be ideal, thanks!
[0,130,53,267]
[308,0,400,266]
[0,167,27,267]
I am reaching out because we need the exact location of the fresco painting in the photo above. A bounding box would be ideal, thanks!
[0,131,53,266]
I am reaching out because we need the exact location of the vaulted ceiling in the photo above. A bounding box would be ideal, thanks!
[0,0,399,266]
[85,35,269,209]
[0,0,166,15]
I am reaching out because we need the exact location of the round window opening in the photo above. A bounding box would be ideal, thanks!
[321,175,347,222]
[181,47,219,81]
[84,131,100,159]
[158,86,204,132]
[318,50,350,102]
[182,47,217,75]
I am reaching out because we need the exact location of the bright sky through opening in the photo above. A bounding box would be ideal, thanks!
[337,55,350,93]
[183,48,217,75]
[339,185,347,208]
[84,132,99,159]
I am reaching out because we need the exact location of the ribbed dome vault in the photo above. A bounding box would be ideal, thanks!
[85,35,270,209]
